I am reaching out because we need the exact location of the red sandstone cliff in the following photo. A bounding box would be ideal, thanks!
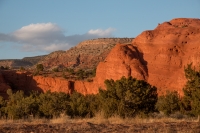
[1,70,73,94]
[93,18,200,95]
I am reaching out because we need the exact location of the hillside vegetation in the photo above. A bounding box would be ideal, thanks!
[1,64,200,120]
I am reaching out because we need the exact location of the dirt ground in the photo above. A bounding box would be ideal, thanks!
[0,121,200,133]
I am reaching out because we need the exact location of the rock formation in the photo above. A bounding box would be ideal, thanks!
[132,18,200,94]
[94,18,200,95]
[39,38,133,70]
[1,70,73,96]
[0,18,200,97]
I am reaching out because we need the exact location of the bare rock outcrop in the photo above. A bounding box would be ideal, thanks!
[94,43,148,90]
[131,18,200,94]
[1,70,73,94]
[39,38,133,70]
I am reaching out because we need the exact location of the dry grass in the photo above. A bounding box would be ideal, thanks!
[0,118,49,125]
[78,112,195,124]
[0,113,198,125]
[0,114,200,133]
[74,116,199,125]
[49,112,199,125]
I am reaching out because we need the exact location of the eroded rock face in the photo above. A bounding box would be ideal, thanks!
[0,70,94,96]
[131,18,200,94]
[83,18,200,95]
[94,44,148,90]
[1,71,41,94]
[1,70,73,94]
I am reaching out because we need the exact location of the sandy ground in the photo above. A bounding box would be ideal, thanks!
[0,121,200,133]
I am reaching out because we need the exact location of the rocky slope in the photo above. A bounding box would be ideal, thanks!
[22,55,46,65]
[39,38,133,70]
[0,18,200,97]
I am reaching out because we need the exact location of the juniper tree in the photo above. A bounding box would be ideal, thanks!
[156,91,181,115]
[98,76,158,118]
[183,64,200,116]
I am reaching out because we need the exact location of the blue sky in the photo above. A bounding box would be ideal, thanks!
[0,0,199,59]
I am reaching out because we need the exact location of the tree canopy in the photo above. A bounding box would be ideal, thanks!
[98,76,158,118]
[183,64,200,116]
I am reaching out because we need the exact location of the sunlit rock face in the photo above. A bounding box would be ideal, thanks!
[131,18,200,95]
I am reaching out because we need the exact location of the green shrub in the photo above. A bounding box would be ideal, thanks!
[62,72,67,79]
[5,89,27,119]
[0,66,4,70]
[156,91,181,115]
[2,90,71,119]
[0,66,9,70]
[68,91,90,118]
[19,66,25,71]
[75,69,85,80]
[38,91,70,118]
[0,96,6,118]
[36,64,44,72]
[85,94,100,117]
[67,68,75,75]
[182,64,200,116]
[98,76,158,118]
[33,70,39,76]
[52,67,59,72]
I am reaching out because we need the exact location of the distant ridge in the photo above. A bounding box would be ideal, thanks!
[0,55,46,69]
[0,38,134,69]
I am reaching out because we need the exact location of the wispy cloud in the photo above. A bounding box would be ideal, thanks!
[88,28,116,36]
[0,23,116,52]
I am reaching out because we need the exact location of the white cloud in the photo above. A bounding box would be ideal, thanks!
[0,23,116,53]
[13,23,61,36]
[11,23,65,45]
[88,28,116,37]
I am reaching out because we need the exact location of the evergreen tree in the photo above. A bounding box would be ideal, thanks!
[0,96,6,118]
[156,91,181,115]
[38,91,70,118]
[68,91,89,117]
[36,64,44,72]
[98,76,158,118]
[5,89,26,119]
[183,64,200,116]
